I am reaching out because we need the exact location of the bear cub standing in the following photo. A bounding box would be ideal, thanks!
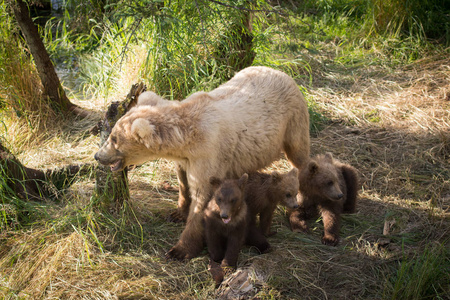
[246,168,300,236]
[205,174,270,286]
[289,153,359,246]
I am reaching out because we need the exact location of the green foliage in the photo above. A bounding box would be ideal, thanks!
[45,0,301,100]
[61,194,147,253]
[0,4,37,117]
[0,164,48,230]
[292,0,449,45]
[383,244,450,299]
[370,0,450,43]
[40,0,448,130]
[270,0,448,69]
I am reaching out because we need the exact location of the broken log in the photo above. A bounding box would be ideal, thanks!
[0,141,92,201]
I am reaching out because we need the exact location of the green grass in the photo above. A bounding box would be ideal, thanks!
[384,244,450,299]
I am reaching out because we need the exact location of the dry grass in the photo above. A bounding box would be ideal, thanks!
[1,56,449,299]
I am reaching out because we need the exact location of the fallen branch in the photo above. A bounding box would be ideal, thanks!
[0,141,93,201]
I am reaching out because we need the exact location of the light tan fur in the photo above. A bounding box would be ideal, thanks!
[136,91,176,107]
[134,91,192,223]
[94,66,310,259]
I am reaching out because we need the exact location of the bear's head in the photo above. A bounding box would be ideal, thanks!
[271,168,299,208]
[94,107,166,171]
[300,153,344,201]
[209,174,248,224]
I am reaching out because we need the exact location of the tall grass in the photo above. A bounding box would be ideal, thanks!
[370,0,449,43]
[44,0,449,107]
[0,160,49,230]
[0,3,59,149]
[383,244,450,299]
[50,0,316,101]
[280,0,449,68]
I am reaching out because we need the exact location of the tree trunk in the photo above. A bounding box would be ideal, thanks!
[214,1,255,79]
[94,83,146,212]
[0,141,91,201]
[10,0,89,117]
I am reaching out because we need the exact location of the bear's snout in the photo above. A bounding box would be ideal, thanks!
[94,152,99,161]
[220,212,231,224]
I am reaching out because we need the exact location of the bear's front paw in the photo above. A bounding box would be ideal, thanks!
[322,234,339,246]
[165,245,191,260]
[259,242,271,254]
[208,260,224,287]
[290,220,309,233]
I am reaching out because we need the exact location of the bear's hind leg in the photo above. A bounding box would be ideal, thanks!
[283,115,310,171]
[246,225,271,253]
[283,142,310,171]
[259,208,276,237]
[166,210,205,260]
[341,164,359,213]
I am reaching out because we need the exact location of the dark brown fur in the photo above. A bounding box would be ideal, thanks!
[289,153,359,246]
[205,174,270,286]
[166,165,191,223]
[245,168,299,236]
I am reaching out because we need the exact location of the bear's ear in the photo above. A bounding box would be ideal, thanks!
[324,152,334,162]
[308,161,319,175]
[238,173,248,190]
[209,177,223,189]
[131,118,156,148]
[136,91,165,107]
[271,171,282,183]
[288,167,299,177]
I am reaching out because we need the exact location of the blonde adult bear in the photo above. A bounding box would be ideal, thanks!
[94,66,310,260]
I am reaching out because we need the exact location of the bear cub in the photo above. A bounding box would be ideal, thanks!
[289,153,359,246]
[245,168,300,236]
[205,174,270,286]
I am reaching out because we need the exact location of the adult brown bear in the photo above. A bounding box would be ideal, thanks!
[94,66,310,260]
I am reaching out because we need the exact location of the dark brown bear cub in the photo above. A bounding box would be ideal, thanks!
[205,174,270,286]
[289,153,359,246]
[245,168,299,236]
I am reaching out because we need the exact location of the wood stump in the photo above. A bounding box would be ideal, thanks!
[94,83,146,212]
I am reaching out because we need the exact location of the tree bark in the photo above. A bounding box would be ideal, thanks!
[10,0,89,117]
[94,83,146,212]
[214,1,255,79]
